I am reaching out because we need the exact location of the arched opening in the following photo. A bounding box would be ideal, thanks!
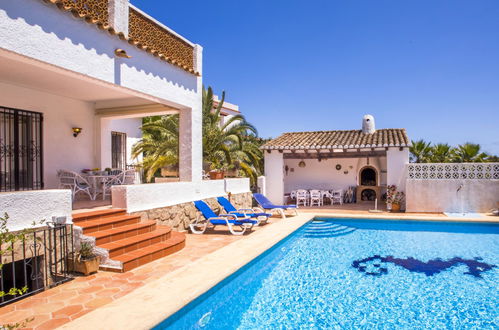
[361,188,376,201]
[359,167,377,186]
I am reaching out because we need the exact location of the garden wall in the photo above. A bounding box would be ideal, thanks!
[405,163,499,213]
[132,192,252,230]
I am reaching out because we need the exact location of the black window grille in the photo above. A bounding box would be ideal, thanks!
[111,131,126,170]
[0,107,43,192]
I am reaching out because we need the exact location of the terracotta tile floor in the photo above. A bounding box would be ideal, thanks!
[0,220,281,329]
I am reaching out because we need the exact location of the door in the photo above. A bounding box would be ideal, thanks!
[0,107,43,191]
[111,131,127,170]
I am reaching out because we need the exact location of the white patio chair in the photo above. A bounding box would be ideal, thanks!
[330,189,343,205]
[296,189,308,207]
[101,174,123,200]
[57,169,92,200]
[309,190,322,207]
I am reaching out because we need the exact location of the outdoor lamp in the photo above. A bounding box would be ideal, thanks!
[298,161,306,168]
[72,127,82,137]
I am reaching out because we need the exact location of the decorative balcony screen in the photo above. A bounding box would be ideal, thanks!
[128,8,195,72]
[0,107,43,191]
[60,0,109,24]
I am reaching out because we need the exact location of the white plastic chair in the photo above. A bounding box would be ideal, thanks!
[309,190,322,206]
[330,189,343,205]
[296,189,308,207]
[57,170,93,200]
[101,174,123,200]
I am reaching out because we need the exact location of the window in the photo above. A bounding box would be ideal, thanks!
[111,131,127,169]
[0,107,43,191]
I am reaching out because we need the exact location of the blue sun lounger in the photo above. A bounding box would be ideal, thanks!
[190,200,257,235]
[216,196,272,225]
[253,193,298,218]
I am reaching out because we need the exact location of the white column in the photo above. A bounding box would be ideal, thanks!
[108,0,129,36]
[264,150,284,204]
[178,44,203,182]
[386,147,409,190]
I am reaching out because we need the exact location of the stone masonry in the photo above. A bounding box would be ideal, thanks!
[132,192,253,231]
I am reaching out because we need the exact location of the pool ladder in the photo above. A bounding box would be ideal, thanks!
[303,221,356,238]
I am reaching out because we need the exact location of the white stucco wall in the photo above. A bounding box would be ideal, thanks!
[0,0,203,183]
[0,190,72,231]
[283,157,387,192]
[0,0,199,109]
[406,179,499,213]
[111,178,250,213]
[387,147,410,190]
[99,117,142,169]
[264,151,284,204]
[0,81,96,188]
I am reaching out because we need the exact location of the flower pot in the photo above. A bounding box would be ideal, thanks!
[68,256,100,276]
[391,203,401,213]
[209,171,225,180]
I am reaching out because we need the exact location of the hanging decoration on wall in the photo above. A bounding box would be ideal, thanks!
[336,164,342,170]
[344,170,349,175]
[299,161,306,168]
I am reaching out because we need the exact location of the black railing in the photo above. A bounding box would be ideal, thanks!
[0,106,43,192]
[0,224,73,306]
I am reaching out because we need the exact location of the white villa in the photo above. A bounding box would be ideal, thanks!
[0,0,253,235]
[262,115,411,205]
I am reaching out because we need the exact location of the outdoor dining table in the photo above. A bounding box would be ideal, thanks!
[82,174,114,200]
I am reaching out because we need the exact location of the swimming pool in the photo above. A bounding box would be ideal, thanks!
[155,218,499,329]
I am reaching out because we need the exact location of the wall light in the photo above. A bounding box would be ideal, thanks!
[298,160,306,168]
[72,127,82,137]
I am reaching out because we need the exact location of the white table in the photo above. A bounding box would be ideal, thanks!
[83,174,114,200]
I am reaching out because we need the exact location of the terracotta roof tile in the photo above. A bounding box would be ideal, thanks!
[262,129,410,150]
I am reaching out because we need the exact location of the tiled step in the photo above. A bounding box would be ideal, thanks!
[100,227,172,258]
[112,232,186,272]
[76,215,141,234]
[72,209,126,223]
[87,221,157,245]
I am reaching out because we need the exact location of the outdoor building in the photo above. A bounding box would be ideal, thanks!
[213,94,240,127]
[0,0,206,226]
[262,115,410,205]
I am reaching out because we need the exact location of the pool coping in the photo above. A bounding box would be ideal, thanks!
[60,212,498,329]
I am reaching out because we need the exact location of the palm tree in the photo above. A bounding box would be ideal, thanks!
[409,139,432,163]
[429,143,453,163]
[452,143,489,162]
[202,86,262,182]
[132,115,179,182]
[132,86,264,183]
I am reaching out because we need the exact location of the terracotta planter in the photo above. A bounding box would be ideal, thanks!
[391,203,401,213]
[68,256,100,276]
[209,171,225,180]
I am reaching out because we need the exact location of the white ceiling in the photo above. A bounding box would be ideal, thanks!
[0,55,136,102]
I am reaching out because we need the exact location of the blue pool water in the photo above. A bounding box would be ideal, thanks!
[155,219,499,329]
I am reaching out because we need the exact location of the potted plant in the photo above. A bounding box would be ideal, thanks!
[386,185,405,212]
[209,161,226,180]
[69,242,99,275]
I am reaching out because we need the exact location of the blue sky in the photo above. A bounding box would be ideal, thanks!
[133,0,499,155]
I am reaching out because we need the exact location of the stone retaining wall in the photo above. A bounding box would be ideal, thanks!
[132,192,253,231]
